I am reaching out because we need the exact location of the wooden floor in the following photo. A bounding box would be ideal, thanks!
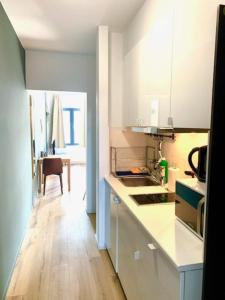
[6,165,125,300]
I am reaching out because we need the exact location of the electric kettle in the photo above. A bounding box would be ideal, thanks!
[188,145,207,182]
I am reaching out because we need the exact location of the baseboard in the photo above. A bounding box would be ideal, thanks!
[1,204,33,300]
[98,244,107,250]
[32,192,41,208]
[95,234,106,250]
[86,208,96,214]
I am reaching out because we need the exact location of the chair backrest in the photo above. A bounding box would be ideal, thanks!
[42,158,63,176]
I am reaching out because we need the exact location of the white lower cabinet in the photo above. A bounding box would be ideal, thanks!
[118,201,180,300]
[106,189,120,272]
[118,201,140,300]
[106,185,202,300]
[136,223,180,300]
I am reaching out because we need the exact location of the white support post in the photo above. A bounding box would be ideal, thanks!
[96,26,109,248]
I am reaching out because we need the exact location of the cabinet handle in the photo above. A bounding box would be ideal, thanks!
[114,196,121,204]
[147,243,157,250]
[197,196,205,236]
[134,250,141,260]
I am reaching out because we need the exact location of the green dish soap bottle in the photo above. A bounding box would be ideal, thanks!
[159,158,168,185]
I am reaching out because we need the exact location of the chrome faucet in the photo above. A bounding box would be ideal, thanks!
[146,160,162,186]
[154,159,161,170]
[154,162,165,187]
[147,140,165,186]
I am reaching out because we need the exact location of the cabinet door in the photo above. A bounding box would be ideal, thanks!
[136,223,181,300]
[171,0,224,128]
[118,202,139,300]
[107,190,119,272]
[123,0,173,128]
[118,201,181,300]
[136,227,167,300]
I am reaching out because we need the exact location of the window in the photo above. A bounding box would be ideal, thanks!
[63,108,80,145]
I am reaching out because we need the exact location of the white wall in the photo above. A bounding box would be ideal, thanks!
[109,32,124,128]
[28,90,47,199]
[26,50,96,213]
[30,91,46,157]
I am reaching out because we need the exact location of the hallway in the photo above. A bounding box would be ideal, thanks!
[6,165,125,300]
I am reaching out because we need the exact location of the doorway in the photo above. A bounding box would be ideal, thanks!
[29,90,88,211]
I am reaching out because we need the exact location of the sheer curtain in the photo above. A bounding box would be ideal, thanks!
[51,95,65,148]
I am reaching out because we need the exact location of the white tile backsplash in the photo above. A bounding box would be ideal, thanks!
[109,129,209,180]
[147,133,209,179]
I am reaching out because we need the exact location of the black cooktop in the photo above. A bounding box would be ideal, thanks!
[130,193,176,205]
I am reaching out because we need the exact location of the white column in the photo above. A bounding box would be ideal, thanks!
[96,26,109,248]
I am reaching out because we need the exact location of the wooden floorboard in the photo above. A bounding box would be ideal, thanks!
[6,165,125,300]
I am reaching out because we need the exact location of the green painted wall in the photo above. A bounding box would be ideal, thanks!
[0,4,32,299]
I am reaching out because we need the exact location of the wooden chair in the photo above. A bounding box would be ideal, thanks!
[42,158,63,195]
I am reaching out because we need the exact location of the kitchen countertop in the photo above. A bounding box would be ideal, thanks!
[105,175,204,272]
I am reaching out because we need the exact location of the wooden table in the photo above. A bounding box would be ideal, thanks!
[38,155,71,193]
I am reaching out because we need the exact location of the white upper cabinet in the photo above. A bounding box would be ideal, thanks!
[170,0,221,129]
[123,0,173,128]
[122,0,225,130]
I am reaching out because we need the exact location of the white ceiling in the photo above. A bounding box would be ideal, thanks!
[1,0,144,54]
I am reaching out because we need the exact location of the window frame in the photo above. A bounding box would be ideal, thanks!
[63,108,80,146]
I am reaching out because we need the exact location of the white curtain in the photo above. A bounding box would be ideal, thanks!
[51,95,65,148]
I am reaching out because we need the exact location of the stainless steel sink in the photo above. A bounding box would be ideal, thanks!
[119,177,160,187]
